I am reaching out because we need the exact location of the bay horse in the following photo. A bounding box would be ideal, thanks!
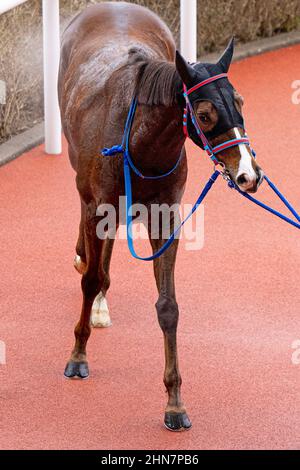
[58,1,263,431]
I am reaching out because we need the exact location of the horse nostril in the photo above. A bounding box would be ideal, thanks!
[256,169,264,185]
[237,173,249,186]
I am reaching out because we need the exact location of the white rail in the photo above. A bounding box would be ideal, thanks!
[1,0,62,155]
[42,0,61,154]
[180,0,197,63]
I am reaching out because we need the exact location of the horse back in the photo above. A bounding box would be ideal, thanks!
[58,2,176,172]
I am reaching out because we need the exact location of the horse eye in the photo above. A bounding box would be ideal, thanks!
[198,114,209,123]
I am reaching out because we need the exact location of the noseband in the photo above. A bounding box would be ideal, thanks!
[183,73,254,171]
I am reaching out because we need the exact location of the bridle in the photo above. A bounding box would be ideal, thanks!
[183,72,255,179]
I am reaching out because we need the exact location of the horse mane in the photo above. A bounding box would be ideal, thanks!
[130,48,181,107]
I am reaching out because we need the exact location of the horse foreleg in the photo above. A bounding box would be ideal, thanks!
[149,222,192,432]
[65,203,104,379]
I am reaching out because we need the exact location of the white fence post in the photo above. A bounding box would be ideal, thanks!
[42,0,62,155]
[180,0,197,63]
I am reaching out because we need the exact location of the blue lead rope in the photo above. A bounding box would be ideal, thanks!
[102,97,300,261]
[228,176,300,229]
[103,98,184,180]
[124,166,219,260]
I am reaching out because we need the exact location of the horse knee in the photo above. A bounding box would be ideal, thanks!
[155,296,179,333]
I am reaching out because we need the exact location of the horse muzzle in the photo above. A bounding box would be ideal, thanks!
[236,167,264,193]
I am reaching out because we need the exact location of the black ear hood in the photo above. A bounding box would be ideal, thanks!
[176,38,244,148]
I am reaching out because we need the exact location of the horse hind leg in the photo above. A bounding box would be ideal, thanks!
[64,202,105,379]
[74,199,114,328]
[90,236,115,328]
[90,291,111,328]
[74,199,87,275]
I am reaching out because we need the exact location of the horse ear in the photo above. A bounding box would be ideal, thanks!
[175,50,195,87]
[217,37,235,72]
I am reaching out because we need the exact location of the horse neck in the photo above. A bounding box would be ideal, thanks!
[133,103,185,169]
[129,56,185,169]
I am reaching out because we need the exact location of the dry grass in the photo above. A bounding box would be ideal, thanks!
[198,0,300,53]
[0,0,299,143]
[0,1,42,142]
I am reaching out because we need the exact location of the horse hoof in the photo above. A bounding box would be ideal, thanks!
[64,361,89,379]
[73,255,87,275]
[164,412,192,432]
[91,292,112,328]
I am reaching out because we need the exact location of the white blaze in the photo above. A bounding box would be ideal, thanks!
[234,128,256,180]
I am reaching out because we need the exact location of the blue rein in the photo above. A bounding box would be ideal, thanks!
[101,97,300,261]
[228,176,300,229]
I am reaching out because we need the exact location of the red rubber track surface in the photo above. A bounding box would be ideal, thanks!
[0,46,300,450]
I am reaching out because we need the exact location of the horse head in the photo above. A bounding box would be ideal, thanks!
[176,38,264,193]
